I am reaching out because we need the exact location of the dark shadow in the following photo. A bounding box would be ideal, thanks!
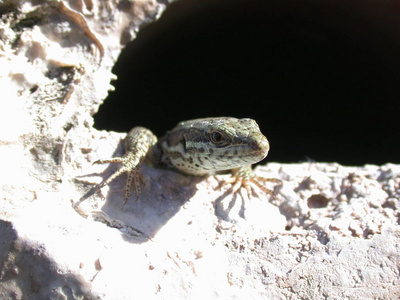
[99,165,201,243]
[75,138,201,243]
[0,219,99,299]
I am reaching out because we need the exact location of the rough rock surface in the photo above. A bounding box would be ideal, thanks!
[1,0,400,299]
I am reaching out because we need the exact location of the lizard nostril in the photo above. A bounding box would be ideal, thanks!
[249,140,258,150]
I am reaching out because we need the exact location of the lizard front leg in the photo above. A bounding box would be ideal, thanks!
[81,127,158,204]
[214,166,282,220]
[230,166,282,197]
[219,166,282,199]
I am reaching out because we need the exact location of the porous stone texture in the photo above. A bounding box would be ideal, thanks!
[0,0,400,299]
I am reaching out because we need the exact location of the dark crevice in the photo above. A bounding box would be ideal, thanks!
[94,0,400,166]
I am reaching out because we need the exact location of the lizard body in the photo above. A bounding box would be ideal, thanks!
[83,117,280,203]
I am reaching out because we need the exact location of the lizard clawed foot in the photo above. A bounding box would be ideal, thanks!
[213,168,282,221]
[93,156,146,204]
[216,167,282,199]
[79,155,146,204]
[80,127,158,204]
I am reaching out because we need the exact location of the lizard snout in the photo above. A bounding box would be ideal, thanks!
[249,135,269,153]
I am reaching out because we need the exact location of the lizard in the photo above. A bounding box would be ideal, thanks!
[80,117,281,204]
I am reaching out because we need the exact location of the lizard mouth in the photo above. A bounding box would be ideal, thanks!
[214,148,268,160]
[244,150,269,160]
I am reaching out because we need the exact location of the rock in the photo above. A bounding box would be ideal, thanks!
[1,0,399,299]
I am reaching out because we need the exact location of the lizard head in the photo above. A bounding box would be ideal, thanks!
[162,117,270,176]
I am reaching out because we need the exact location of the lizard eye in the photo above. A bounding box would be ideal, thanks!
[208,129,232,147]
[211,131,223,143]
